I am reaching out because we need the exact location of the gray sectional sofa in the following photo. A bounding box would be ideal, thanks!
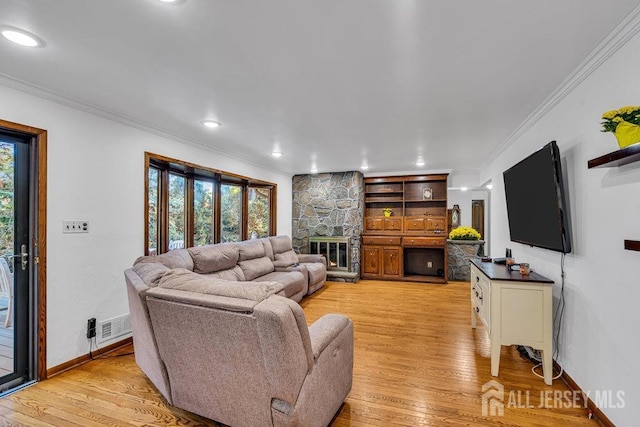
[125,235,354,427]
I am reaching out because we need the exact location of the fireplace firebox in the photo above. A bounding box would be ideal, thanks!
[309,236,350,272]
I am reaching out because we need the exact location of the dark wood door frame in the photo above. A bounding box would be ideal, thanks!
[0,119,47,382]
[472,199,484,239]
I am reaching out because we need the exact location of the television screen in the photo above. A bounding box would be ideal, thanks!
[503,141,571,253]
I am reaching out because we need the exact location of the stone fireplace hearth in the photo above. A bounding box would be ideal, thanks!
[292,171,364,282]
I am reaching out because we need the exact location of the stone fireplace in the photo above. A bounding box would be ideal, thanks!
[292,171,364,282]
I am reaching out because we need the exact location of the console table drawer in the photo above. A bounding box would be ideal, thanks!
[362,236,402,246]
[402,237,445,247]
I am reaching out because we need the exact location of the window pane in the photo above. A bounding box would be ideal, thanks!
[247,187,270,239]
[147,168,159,255]
[221,183,242,242]
[168,174,186,250]
[194,179,214,246]
[0,142,14,257]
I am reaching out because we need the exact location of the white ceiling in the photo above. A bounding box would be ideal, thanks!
[1,0,639,177]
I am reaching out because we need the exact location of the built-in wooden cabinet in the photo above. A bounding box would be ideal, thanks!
[362,174,448,283]
[361,236,402,278]
[382,247,402,277]
[362,246,381,276]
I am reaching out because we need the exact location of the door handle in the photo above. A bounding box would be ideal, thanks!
[5,244,28,271]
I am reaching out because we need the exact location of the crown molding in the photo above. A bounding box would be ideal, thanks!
[482,5,640,171]
[0,72,290,178]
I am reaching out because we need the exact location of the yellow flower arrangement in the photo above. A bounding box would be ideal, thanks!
[449,226,481,241]
[601,105,640,132]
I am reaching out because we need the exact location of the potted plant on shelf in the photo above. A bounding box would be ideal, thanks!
[601,105,640,149]
[449,226,481,241]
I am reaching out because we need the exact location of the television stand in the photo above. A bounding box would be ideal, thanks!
[470,259,554,385]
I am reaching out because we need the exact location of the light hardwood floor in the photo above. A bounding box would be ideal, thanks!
[0,280,597,426]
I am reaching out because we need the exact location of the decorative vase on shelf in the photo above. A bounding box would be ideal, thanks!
[383,208,392,217]
[614,120,640,149]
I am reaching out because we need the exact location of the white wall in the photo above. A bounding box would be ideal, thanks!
[0,84,292,369]
[481,29,640,425]
[447,190,473,228]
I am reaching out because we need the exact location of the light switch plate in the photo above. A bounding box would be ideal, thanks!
[63,220,89,233]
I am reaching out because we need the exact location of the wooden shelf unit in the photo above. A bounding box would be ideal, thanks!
[362,174,449,283]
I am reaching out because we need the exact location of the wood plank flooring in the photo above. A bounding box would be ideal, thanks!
[0,280,597,426]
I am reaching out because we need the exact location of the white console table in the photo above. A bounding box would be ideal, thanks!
[470,259,554,385]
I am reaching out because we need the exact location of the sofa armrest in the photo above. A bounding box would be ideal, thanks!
[298,254,326,267]
[308,314,351,361]
[273,259,297,268]
[278,314,353,426]
[273,263,309,283]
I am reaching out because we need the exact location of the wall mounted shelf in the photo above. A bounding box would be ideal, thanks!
[624,240,640,251]
[588,144,640,252]
[587,143,640,168]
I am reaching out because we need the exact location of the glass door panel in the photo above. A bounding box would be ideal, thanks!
[0,132,32,390]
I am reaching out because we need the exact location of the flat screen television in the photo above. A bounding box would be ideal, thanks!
[503,141,571,253]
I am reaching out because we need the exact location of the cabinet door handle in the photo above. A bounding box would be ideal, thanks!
[476,307,479,313]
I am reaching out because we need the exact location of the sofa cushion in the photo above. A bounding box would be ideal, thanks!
[274,249,299,266]
[268,235,294,255]
[259,238,275,261]
[135,249,194,271]
[238,257,275,281]
[237,239,266,261]
[187,242,239,274]
[255,271,305,298]
[131,262,170,287]
[203,265,245,281]
[158,268,283,301]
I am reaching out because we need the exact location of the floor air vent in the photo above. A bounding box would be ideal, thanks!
[98,314,131,343]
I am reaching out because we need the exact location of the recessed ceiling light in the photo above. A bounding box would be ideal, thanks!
[202,120,221,129]
[361,164,369,170]
[310,166,318,174]
[271,151,283,158]
[486,184,493,190]
[460,186,468,192]
[1,28,42,47]
[415,160,425,167]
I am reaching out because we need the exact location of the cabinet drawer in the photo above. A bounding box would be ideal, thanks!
[364,217,384,231]
[426,217,446,232]
[404,217,425,231]
[362,236,402,246]
[383,217,403,231]
[402,237,446,247]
